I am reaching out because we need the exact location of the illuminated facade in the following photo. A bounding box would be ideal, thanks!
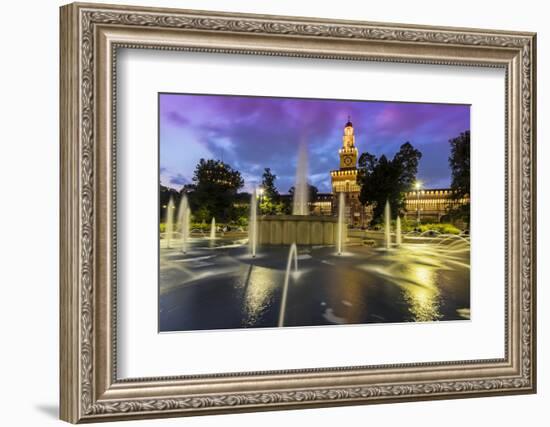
[330,119,364,226]
[307,188,466,225]
[310,193,334,216]
[403,189,469,222]
[308,118,468,226]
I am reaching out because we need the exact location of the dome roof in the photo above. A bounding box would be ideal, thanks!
[345,115,353,127]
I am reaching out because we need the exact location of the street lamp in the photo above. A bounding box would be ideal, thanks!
[414,181,422,225]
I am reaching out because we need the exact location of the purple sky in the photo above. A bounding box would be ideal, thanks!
[159,93,470,194]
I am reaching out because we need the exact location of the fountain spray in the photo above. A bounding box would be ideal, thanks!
[249,188,258,258]
[165,197,175,249]
[292,144,309,215]
[178,194,190,254]
[278,243,298,328]
[396,216,402,246]
[384,200,391,250]
[337,192,346,255]
[210,217,216,240]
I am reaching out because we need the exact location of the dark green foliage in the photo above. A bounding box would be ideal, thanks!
[261,168,280,201]
[358,142,422,225]
[159,185,181,221]
[448,131,470,226]
[260,168,283,215]
[449,131,470,198]
[280,196,292,215]
[187,159,244,222]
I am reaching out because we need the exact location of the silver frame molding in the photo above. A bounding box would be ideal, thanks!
[60,2,537,423]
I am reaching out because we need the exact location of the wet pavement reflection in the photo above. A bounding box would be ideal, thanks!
[159,235,470,332]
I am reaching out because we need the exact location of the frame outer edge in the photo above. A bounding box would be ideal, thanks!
[529,33,536,393]
[60,3,81,424]
[59,2,537,422]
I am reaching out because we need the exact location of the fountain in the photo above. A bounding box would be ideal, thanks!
[256,145,338,245]
[278,243,298,327]
[384,200,391,250]
[178,194,191,254]
[249,189,258,257]
[396,216,402,246]
[337,192,345,255]
[210,217,216,240]
[165,197,175,249]
[292,144,309,215]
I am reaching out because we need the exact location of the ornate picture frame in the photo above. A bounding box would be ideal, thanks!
[60,2,536,423]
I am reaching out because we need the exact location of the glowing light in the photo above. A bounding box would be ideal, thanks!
[242,266,278,327]
[403,264,441,322]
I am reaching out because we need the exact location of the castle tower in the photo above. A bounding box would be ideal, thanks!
[330,117,363,226]
[339,117,358,169]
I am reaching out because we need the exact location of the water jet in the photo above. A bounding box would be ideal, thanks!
[292,144,309,216]
[165,197,175,249]
[337,192,346,255]
[278,243,298,327]
[249,189,258,257]
[178,194,191,254]
[210,217,216,240]
[384,200,391,250]
[396,216,402,246]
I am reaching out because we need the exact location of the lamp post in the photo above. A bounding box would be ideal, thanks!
[414,181,422,225]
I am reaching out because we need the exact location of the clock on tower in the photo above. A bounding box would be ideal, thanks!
[339,118,358,169]
[330,116,363,226]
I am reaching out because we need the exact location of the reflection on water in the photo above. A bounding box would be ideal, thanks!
[159,233,470,331]
[359,241,470,322]
[402,264,441,322]
[242,265,278,327]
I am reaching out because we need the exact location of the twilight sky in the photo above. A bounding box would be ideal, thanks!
[159,93,470,194]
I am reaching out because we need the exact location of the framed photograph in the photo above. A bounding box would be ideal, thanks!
[60,2,537,423]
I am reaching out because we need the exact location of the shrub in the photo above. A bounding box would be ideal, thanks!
[235,215,249,228]
[418,223,460,235]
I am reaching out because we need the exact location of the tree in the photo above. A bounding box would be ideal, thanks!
[309,184,319,203]
[188,159,244,222]
[358,142,422,225]
[393,142,422,189]
[261,168,279,201]
[181,183,197,194]
[448,131,470,225]
[160,184,181,222]
[259,168,283,215]
[449,131,470,198]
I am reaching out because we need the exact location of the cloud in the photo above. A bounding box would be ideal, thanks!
[169,173,190,186]
[164,110,190,127]
[159,94,470,194]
